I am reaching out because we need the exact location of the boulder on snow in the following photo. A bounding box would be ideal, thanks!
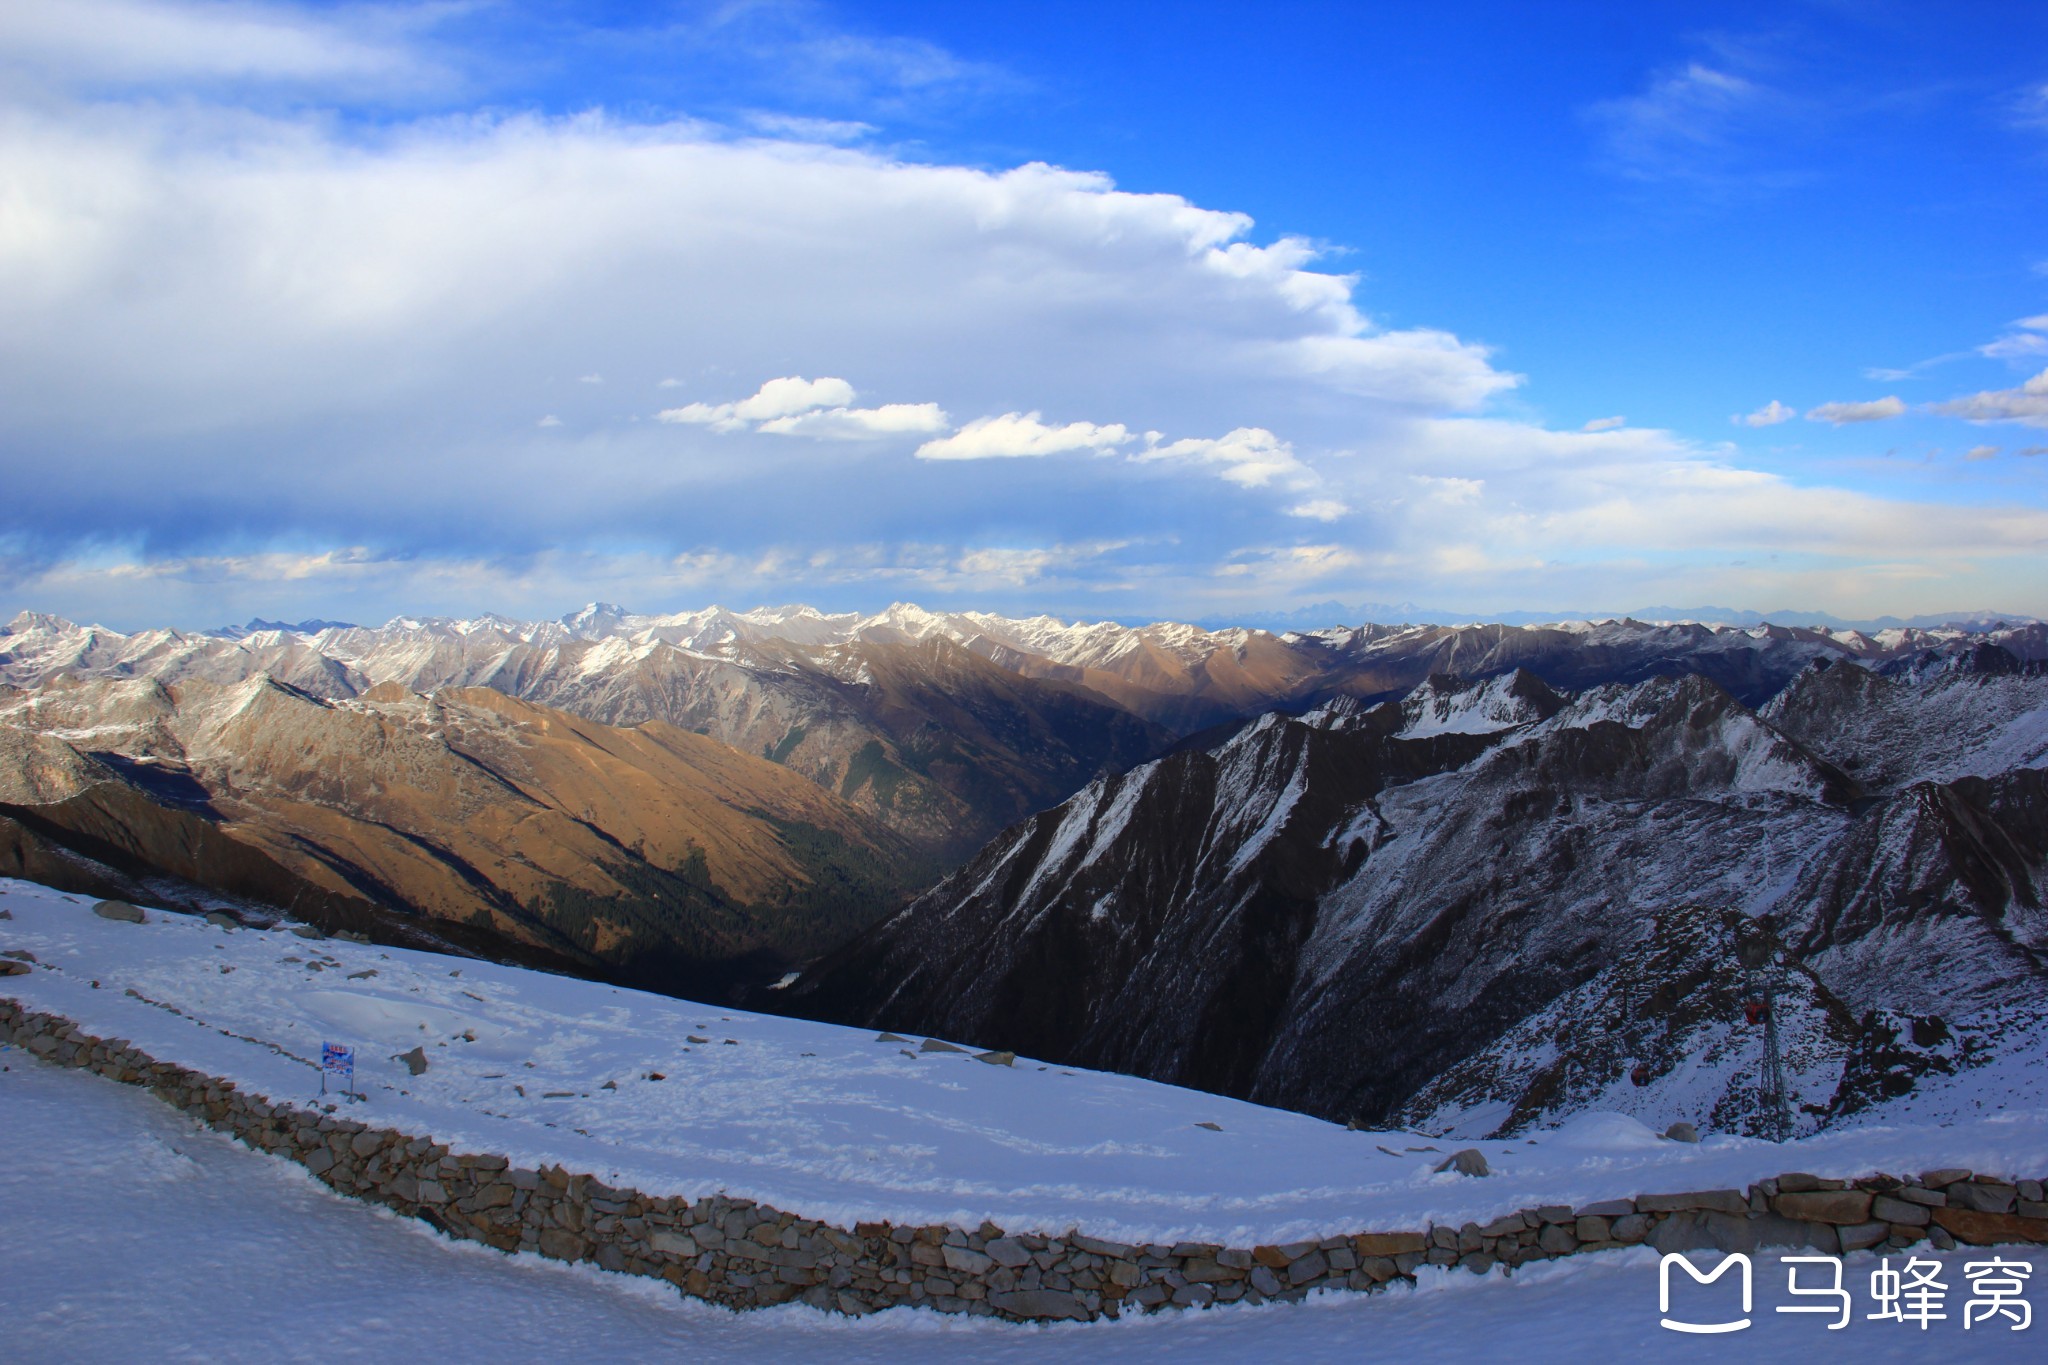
[974,1050,1016,1066]
[205,911,240,931]
[1434,1148,1491,1177]
[1664,1121,1701,1143]
[290,924,326,940]
[393,1045,429,1076]
[875,1032,908,1043]
[93,900,145,923]
[0,959,29,976]
[919,1038,966,1053]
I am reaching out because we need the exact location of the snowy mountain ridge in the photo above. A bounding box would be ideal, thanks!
[787,647,2048,1141]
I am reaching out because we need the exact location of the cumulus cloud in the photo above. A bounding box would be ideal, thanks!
[1932,368,2048,427]
[1806,396,1906,425]
[1738,400,1796,427]
[1134,427,1310,488]
[658,376,861,430]
[914,413,1132,461]
[2,4,2044,626]
[1581,415,1625,432]
[658,377,945,440]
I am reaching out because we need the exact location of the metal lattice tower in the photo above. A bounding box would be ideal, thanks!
[1739,932,1794,1141]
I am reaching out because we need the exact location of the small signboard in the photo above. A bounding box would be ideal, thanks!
[320,1041,355,1096]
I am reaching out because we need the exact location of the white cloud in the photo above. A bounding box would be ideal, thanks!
[1981,316,2048,362]
[1586,61,1769,184]
[3,13,2044,626]
[1964,444,2000,461]
[1280,330,1516,410]
[1738,399,1796,427]
[577,373,604,385]
[757,402,949,439]
[1581,415,1625,432]
[536,414,562,428]
[1285,499,1349,522]
[2015,81,2048,131]
[1806,396,1906,425]
[915,412,1132,461]
[0,0,441,90]
[657,376,859,430]
[949,541,1129,587]
[742,112,877,144]
[1217,544,1362,582]
[1135,427,1309,488]
[1932,368,2048,428]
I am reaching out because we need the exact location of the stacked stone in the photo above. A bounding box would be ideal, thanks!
[4,996,2045,1325]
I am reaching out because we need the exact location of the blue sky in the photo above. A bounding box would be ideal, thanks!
[1,0,2045,629]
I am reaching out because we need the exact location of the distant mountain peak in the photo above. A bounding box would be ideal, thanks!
[212,617,359,639]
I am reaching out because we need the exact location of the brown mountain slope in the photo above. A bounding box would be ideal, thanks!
[0,676,919,995]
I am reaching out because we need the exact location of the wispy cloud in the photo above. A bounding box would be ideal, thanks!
[2014,80,2048,131]
[1807,396,1906,425]
[741,111,876,144]
[1585,59,1773,185]
[758,403,948,439]
[1981,315,2048,362]
[1581,415,1626,432]
[0,0,450,93]
[1285,499,1350,522]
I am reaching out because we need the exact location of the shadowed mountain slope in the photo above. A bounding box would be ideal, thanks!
[0,676,918,996]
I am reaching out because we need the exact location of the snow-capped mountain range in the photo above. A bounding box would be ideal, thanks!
[7,600,2048,1122]
[7,604,2044,850]
[785,645,2048,1139]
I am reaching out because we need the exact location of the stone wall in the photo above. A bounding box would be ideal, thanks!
[3,994,2045,1323]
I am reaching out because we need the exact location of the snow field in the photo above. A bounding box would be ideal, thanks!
[3,1058,2041,1363]
[4,878,2047,1254]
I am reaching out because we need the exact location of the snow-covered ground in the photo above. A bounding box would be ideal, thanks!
[4,1058,2041,1363]
[3,877,2045,1250]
